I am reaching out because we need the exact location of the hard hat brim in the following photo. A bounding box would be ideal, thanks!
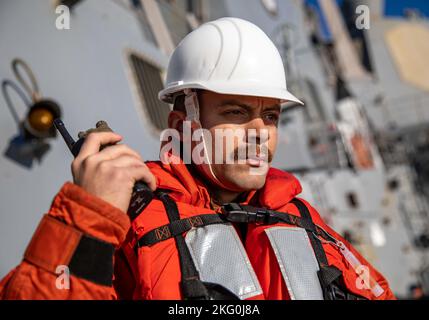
[159,82,304,107]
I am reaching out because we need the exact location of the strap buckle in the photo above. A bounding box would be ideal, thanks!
[326,283,365,300]
[221,203,276,225]
[327,284,347,300]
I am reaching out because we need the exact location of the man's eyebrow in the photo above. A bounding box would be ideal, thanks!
[216,99,281,111]
[264,104,281,112]
[216,99,253,110]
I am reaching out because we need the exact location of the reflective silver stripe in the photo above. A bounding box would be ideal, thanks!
[265,226,324,300]
[185,224,263,300]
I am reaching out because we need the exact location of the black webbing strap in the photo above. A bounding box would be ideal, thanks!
[157,192,209,300]
[239,205,316,231]
[221,203,335,244]
[136,203,337,248]
[290,198,329,268]
[68,234,115,287]
[137,214,226,247]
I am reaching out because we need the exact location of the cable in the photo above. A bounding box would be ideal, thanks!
[12,58,40,101]
[1,79,31,127]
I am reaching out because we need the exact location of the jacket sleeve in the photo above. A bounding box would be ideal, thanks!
[0,182,131,300]
[298,198,396,300]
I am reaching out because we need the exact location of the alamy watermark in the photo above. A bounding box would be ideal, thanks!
[55,265,70,290]
[55,5,70,30]
[355,5,370,30]
[355,265,371,290]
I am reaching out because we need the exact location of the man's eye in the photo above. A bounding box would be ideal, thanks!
[264,113,279,123]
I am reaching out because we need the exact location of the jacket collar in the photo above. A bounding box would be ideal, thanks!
[146,160,302,210]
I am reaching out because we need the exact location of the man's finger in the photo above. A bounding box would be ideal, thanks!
[101,155,145,169]
[75,132,122,165]
[94,144,142,163]
[128,166,157,191]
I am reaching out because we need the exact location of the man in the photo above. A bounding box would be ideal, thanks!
[0,18,395,300]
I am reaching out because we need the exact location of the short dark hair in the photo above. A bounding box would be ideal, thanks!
[173,94,186,112]
[172,90,204,113]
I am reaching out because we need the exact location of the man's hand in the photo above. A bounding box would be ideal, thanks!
[71,132,157,213]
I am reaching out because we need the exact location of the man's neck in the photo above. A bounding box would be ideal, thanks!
[209,188,244,205]
[186,164,247,205]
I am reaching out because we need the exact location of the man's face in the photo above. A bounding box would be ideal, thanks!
[194,91,281,192]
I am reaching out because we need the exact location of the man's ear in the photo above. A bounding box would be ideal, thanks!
[168,111,186,135]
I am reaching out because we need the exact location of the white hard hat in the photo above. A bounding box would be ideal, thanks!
[158,17,303,106]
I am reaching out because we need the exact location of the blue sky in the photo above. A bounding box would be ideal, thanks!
[305,0,332,41]
[384,0,429,17]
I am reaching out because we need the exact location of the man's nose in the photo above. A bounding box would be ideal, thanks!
[245,117,269,144]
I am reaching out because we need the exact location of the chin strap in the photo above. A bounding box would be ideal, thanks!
[184,89,230,190]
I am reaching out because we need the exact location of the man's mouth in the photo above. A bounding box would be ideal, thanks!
[246,154,268,167]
